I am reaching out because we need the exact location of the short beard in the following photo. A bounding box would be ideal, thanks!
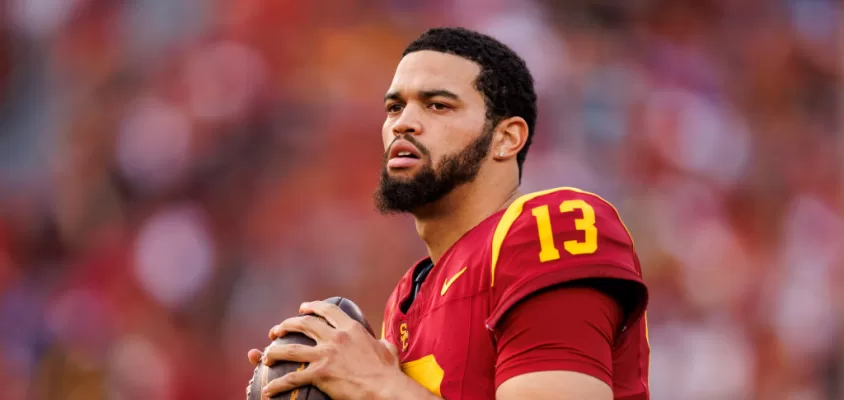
[374,125,494,215]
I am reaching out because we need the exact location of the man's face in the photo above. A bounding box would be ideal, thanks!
[375,51,493,214]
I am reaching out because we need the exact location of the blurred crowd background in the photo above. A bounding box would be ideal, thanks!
[0,0,841,399]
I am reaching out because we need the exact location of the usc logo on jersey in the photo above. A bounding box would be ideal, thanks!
[399,322,409,352]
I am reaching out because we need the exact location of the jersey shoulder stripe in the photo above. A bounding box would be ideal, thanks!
[490,186,636,287]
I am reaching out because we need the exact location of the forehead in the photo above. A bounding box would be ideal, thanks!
[388,50,481,97]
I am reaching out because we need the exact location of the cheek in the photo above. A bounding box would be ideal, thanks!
[432,123,474,156]
[426,141,457,167]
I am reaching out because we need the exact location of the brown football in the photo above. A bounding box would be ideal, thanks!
[246,297,375,400]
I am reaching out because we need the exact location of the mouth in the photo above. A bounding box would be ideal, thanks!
[387,140,423,170]
[388,140,422,160]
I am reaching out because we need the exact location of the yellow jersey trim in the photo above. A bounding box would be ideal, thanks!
[401,354,444,396]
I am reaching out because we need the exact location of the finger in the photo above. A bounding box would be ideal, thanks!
[299,301,354,330]
[270,315,334,342]
[269,315,318,340]
[247,349,263,366]
[263,343,320,365]
[269,315,332,340]
[263,368,314,397]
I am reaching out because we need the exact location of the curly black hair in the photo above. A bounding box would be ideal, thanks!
[402,27,538,180]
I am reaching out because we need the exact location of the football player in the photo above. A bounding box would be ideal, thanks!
[250,27,650,400]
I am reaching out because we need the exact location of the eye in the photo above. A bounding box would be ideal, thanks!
[429,102,450,111]
[386,103,404,114]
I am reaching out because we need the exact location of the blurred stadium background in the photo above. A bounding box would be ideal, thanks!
[0,0,841,399]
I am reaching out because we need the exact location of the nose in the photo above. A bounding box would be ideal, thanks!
[391,107,422,137]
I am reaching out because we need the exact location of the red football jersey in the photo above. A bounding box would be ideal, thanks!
[382,187,650,399]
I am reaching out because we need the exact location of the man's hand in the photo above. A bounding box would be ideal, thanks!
[246,301,411,400]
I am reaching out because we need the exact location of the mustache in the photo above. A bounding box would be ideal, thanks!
[384,135,431,161]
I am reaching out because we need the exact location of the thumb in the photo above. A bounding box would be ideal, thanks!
[247,349,263,366]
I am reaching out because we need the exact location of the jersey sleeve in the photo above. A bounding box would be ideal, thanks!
[485,188,648,331]
[495,283,622,388]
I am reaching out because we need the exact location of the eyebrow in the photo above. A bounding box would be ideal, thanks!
[383,89,461,103]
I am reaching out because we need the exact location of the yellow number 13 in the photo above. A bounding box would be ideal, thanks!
[530,199,598,261]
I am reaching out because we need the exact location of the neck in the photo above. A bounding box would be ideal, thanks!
[412,172,520,264]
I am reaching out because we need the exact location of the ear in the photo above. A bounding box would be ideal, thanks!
[492,116,529,161]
